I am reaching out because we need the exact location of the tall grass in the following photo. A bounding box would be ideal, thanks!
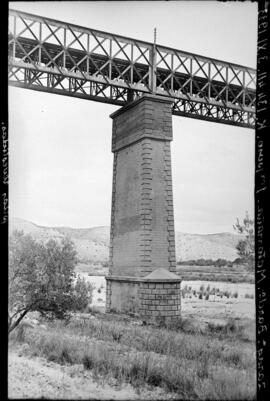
[10,319,256,400]
[179,284,254,301]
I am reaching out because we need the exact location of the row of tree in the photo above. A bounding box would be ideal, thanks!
[177,258,243,267]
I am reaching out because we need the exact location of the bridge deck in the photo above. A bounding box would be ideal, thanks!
[8,9,256,128]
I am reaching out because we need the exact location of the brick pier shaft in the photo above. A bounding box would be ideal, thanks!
[105,94,181,321]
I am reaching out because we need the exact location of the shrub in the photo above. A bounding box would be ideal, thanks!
[233,212,255,271]
[82,354,95,370]
[8,231,90,333]
[233,257,244,265]
[214,258,228,267]
[207,318,244,337]
[101,261,109,268]
[72,277,94,312]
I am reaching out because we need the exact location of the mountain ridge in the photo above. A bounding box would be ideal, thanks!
[9,217,242,262]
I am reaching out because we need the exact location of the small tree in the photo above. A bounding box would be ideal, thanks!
[8,231,93,334]
[72,276,93,311]
[233,212,255,270]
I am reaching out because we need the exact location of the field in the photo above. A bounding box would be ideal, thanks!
[79,274,255,319]
[8,275,256,400]
[75,262,254,283]
[175,264,254,283]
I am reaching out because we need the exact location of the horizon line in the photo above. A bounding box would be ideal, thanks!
[9,216,239,236]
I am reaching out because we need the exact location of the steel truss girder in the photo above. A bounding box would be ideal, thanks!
[8,9,256,128]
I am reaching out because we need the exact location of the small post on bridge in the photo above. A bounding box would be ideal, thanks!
[149,28,157,95]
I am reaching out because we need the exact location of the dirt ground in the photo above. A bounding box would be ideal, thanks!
[8,349,177,400]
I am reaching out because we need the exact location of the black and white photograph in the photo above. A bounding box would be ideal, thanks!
[6,1,262,399]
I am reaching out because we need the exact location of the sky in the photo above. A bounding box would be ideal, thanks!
[9,1,257,234]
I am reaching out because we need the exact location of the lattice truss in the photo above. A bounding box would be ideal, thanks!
[8,9,256,128]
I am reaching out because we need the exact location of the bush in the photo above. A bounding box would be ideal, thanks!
[207,318,245,337]
[8,231,92,333]
[233,257,244,265]
[214,258,228,267]
[72,277,94,311]
[233,212,255,271]
[244,293,254,299]
[101,261,109,268]
[111,327,123,342]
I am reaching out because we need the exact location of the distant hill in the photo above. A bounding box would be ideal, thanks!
[175,232,241,261]
[9,218,109,264]
[9,217,242,263]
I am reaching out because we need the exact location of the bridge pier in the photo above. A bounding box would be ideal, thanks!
[105,94,181,323]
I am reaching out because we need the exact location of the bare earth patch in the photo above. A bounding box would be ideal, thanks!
[8,349,177,400]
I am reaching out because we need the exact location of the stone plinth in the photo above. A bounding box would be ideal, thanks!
[105,276,141,315]
[106,269,182,322]
[139,268,181,324]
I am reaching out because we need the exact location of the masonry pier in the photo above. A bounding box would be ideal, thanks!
[105,94,181,323]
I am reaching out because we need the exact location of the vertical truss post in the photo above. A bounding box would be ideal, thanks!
[150,43,157,94]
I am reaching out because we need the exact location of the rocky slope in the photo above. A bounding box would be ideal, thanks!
[9,217,242,263]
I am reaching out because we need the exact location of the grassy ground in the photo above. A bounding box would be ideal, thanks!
[9,312,256,400]
[76,263,254,283]
[175,264,254,283]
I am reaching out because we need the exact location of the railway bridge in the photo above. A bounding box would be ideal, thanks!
[8,9,256,323]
